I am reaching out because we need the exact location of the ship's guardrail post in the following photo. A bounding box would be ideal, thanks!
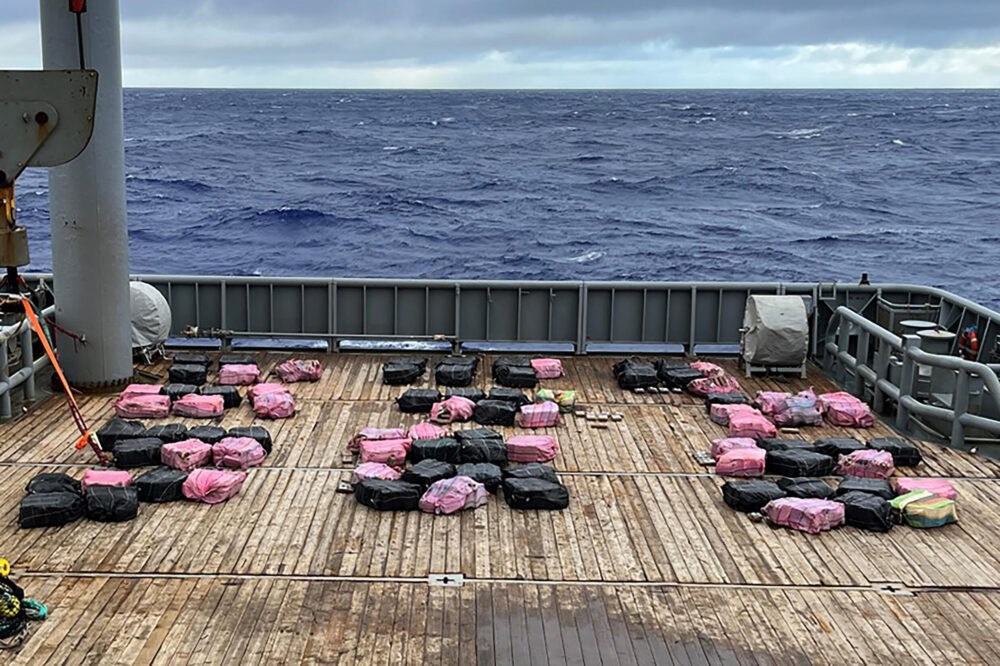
[853,328,870,398]
[895,334,920,433]
[872,338,892,413]
[20,324,34,404]
[836,316,851,384]
[952,370,970,449]
[0,338,9,420]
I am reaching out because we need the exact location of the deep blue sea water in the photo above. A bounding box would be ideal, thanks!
[15,89,1000,307]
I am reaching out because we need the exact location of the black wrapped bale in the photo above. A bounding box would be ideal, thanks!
[382,362,424,386]
[457,463,503,493]
[113,437,164,469]
[168,364,207,385]
[161,383,199,401]
[26,473,81,495]
[97,419,145,451]
[721,480,785,513]
[219,354,256,367]
[227,426,273,454]
[410,438,462,463]
[487,389,530,407]
[396,389,442,413]
[765,449,834,477]
[776,477,835,500]
[812,437,865,459]
[704,393,749,411]
[616,360,661,390]
[435,363,476,387]
[492,357,532,378]
[459,437,507,465]
[199,385,243,409]
[835,476,894,500]
[172,352,210,367]
[659,367,701,390]
[455,427,504,442]
[84,486,139,523]
[503,478,570,510]
[354,479,423,511]
[473,400,517,426]
[401,459,456,488]
[494,365,538,388]
[18,492,84,528]
[135,467,189,503]
[503,463,558,483]
[387,357,428,372]
[756,438,814,452]
[837,491,893,532]
[187,425,227,445]
[867,437,922,466]
[655,359,691,377]
[441,356,478,370]
[141,423,189,443]
[446,388,487,403]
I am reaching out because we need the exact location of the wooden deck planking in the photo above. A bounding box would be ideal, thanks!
[3,352,1000,663]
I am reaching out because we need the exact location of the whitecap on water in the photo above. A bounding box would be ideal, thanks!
[891,139,908,146]
[568,250,605,263]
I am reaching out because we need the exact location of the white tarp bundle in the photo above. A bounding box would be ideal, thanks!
[130,281,171,349]
[742,295,808,366]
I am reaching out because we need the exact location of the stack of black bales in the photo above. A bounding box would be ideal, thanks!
[613,358,659,390]
[382,357,427,386]
[435,356,479,387]
[168,352,209,386]
[492,357,538,388]
[502,463,570,510]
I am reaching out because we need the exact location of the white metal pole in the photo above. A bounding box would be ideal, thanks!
[39,0,132,387]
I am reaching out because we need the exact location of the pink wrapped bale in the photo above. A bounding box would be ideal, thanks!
[348,427,406,453]
[114,393,171,419]
[818,391,875,427]
[172,394,225,418]
[506,435,559,463]
[217,363,261,386]
[360,438,409,466]
[182,468,247,504]
[836,449,895,479]
[120,384,162,396]
[418,476,489,515]
[515,401,560,428]
[690,361,725,377]
[351,462,403,484]
[715,447,766,477]
[728,412,777,440]
[275,359,323,382]
[687,373,742,397]
[249,383,287,403]
[754,391,791,416]
[253,390,295,419]
[408,422,448,441]
[430,396,476,424]
[212,437,267,470]
[893,477,958,500]
[710,437,759,461]
[530,358,564,379]
[161,438,213,471]
[773,389,822,427]
[81,469,132,491]
[764,498,845,534]
[709,403,759,426]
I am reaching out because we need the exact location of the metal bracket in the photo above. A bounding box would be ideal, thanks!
[0,70,98,184]
[428,573,464,587]
[873,582,914,597]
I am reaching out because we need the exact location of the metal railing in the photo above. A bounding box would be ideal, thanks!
[0,305,54,420]
[825,305,1000,451]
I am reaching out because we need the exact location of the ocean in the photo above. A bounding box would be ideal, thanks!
[15,89,1000,307]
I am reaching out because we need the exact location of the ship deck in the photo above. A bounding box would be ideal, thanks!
[4,353,1000,664]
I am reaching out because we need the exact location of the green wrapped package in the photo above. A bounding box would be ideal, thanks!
[535,388,576,413]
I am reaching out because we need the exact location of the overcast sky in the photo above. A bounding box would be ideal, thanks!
[3,1,1000,88]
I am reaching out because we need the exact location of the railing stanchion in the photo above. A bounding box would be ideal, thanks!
[20,324,34,404]
[896,334,920,432]
[952,370,970,449]
[0,339,10,420]
[872,338,891,413]
[853,329,869,398]
[836,316,851,384]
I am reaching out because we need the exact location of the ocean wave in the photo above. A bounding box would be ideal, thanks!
[126,175,215,193]
[567,250,605,263]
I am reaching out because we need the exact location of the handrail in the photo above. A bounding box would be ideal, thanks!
[826,305,1000,449]
[0,304,55,420]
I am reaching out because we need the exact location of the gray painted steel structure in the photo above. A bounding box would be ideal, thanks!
[40,0,132,387]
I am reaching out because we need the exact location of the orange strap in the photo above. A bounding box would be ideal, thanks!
[18,299,106,463]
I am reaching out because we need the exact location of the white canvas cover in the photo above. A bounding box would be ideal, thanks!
[742,295,808,366]
[130,281,171,349]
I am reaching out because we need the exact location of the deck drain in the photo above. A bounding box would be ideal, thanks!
[874,583,914,597]
[428,573,464,588]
